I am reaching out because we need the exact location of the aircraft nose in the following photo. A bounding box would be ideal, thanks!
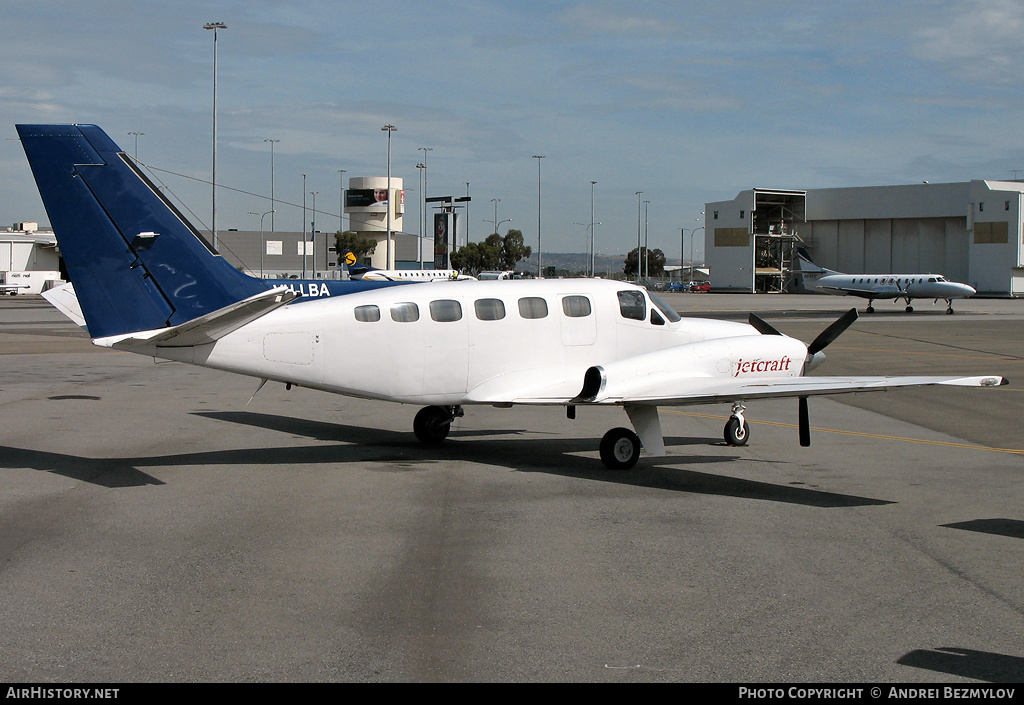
[960,284,977,296]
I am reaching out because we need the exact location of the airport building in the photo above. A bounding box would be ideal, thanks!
[705,181,1024,296]
[1,222,60,272]
[210,228,428,279]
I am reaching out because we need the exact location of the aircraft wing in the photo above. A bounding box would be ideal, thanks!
[577,373,1008,406]
[93,286,299,350]
[464,367,1007,407]
[816,284,887,299]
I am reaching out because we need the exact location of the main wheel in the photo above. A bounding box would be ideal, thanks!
[724,417,750,446]
[865,305,875,313]
[599,427,642,470]
[413,406,452,444]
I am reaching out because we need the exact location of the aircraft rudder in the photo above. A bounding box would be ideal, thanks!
[17,123,268,338]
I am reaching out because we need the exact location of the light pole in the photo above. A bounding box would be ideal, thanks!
[490,199,500,235]
[301,174,306,278]
[310,191,318,278]
[589,180,597,277]
[643,200,650,280]
[416,162,426,269]
[486,199,511,237]
[127,132,144,161]
[337,169,346,233]
[691,226,705,285]
[382,124,396,269]
[465,182,470,247]
[250,209,275,278]
[635,191,643,281]
[574,221,601,275]
[680,228,687,286]
[533,155,545,277]
[265,139,279,234]
[203,21,226,251]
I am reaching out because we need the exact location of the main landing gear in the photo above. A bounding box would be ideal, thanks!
[413,405,464,444]
[599,427,642,470]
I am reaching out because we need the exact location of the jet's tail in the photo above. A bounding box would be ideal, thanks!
[17,124,269,339]
[794,247,840,276]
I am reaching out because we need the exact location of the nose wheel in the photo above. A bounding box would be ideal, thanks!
[724,403,750,446]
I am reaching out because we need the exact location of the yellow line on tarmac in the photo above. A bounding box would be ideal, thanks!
[828,345,1020,362]
[662,409,1024,456]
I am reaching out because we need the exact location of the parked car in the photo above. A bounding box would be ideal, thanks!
[689,282,711,293]
[667,281,687,292]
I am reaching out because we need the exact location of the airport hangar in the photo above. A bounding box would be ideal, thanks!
[705,180,1024,296]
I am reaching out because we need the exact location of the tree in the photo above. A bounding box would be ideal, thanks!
[623,247,666,277]
[498,229,532,270]
[451,229,532,275]
[334,230,376,265]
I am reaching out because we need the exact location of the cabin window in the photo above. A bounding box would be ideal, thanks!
[518,297,548,319]
[429,299,462,322]
[561,295,592,318]
[650,309,665,326]
[354,304,380,322]
[474,298,506,321]
[617,290,646,321]
[390,302,419,322]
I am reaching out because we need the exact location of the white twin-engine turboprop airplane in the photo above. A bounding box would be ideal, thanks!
[17,124,1008,469]
[795,248,977,314]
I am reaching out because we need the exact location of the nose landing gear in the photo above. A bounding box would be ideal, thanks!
[724,402,750,446]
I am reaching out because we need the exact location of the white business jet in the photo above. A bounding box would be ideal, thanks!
[18,124,1008,469]
[795,248,976,314]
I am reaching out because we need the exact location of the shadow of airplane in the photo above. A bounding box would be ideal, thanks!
[942,519,1024,540]
[898,647,1024,683]
[0,410,893,508]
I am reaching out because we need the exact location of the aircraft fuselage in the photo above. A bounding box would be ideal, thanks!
[143,278,780,406]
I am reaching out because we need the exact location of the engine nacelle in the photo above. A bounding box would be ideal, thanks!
[575,334,809,404]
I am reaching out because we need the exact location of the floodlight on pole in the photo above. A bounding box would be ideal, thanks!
[127,132,144,161]
[264,139,279,233]
[382,124,396,268]
[533,155,545,277]
[589,180,597,277]
[635,191,643,281]
[337,169,346,233]
[203,21,226,251]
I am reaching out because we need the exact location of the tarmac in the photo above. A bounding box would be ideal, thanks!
[1,291,1022,683]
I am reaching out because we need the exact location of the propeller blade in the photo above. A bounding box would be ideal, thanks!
[808,308,858,355]
[748,313,782,336]
[798,396,811,447]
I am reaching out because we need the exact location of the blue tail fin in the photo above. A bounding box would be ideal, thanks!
[17,124,269,339]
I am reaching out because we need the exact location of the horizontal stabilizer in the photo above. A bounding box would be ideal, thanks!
[94,286,298,350]
[42,282,88,332]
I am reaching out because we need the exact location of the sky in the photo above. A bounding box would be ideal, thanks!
[4,0,1024,265]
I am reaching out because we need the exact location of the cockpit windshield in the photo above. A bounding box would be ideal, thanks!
[648,291,681,323]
